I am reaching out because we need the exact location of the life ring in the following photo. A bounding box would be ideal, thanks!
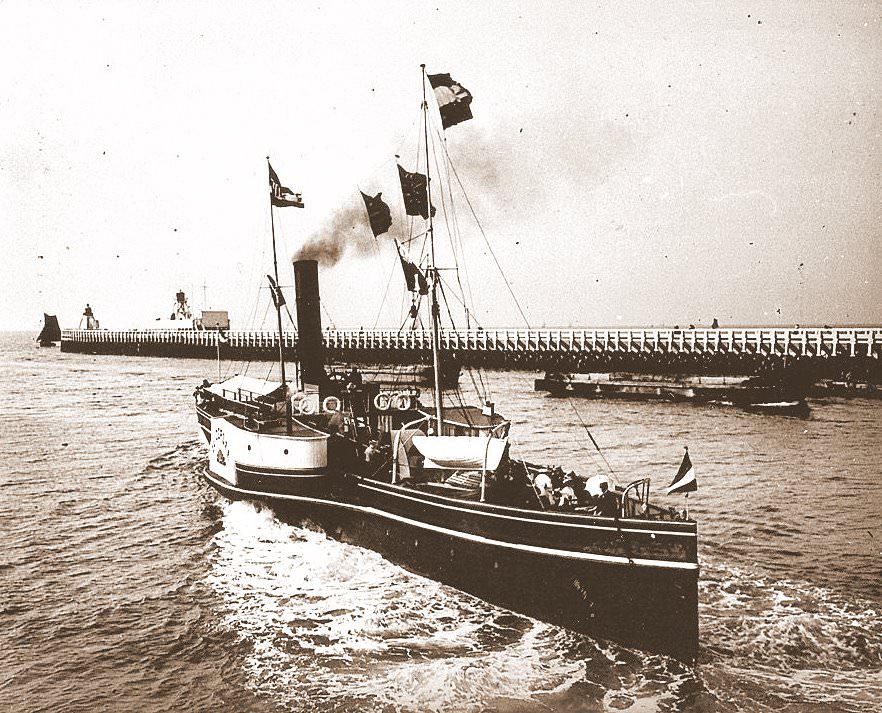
[373,393,391,411]
[322,396,341,413]
[395,393,413,411]
[298,398,316,415]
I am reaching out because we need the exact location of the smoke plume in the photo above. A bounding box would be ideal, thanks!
[292,198,378,266]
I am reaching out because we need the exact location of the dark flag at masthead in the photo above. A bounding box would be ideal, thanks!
[268,162,304,208]
[360,191,392,237]
[397,164,435,219]
[428,73,473,129]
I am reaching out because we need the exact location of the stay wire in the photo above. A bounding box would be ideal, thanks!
[436,137,531,329]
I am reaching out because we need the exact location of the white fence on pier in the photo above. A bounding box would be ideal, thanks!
[61,326,882,358]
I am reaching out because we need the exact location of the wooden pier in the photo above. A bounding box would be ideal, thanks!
[61,326,882,380]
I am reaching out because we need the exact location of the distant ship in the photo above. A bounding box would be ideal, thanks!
[36,314,61,347]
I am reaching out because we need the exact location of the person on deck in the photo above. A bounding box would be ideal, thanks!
[596,481,619,518]
[328,409,345,434]
[533,471,554,508]
[347,366,363,390]
[557,481,578,510]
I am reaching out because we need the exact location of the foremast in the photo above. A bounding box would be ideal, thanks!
[267,156,292,435]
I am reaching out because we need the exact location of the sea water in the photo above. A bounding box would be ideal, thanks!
[2,331,880,712]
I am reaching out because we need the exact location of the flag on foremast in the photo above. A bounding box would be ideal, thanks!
[360,191,392,237]
[397,164,435,219]
[268,162,304,208]
[266,274,286,308]
[399,256,429,295]
[394,241,429,295]
[667,448,697,495]
[428,73,473,129]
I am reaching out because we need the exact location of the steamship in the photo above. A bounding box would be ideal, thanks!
[195,68,700,662]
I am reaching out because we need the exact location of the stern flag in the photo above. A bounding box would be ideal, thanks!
[268,162,304,208]
[399,256,429,295]
[667,448,697,495]
[360,191,392,237]
[428,73,473,129]
[397,164,436,219]
[266,274,286,309]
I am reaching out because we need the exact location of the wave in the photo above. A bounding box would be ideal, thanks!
[203,502,722,712]
[700,561,882,710]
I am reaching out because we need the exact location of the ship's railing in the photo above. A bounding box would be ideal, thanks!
[60,326,882,358]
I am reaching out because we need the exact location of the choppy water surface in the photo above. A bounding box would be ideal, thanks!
[1,332,880,712]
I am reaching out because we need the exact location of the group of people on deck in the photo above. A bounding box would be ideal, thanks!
[532,468,619,516]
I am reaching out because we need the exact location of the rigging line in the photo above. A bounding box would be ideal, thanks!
[436,273,482,399]
[508,432,546,510]
[428,120,475,332]
[435,270,489,397]
[397,230,429,246]
[392,113,424,171]
[569,402,619,485]
[427,125,470,321]
[437,139,531,329]
[237,296,274,382]
[320,300,336,330]
[371,246,399,330]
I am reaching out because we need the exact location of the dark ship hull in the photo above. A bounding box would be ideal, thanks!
[201,466,699,661]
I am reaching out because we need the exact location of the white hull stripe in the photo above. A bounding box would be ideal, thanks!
[236,465,329,480]
[201,469,698,572]
[359,481,695,539]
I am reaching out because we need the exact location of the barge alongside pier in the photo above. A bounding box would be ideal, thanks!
[535,371,810,414]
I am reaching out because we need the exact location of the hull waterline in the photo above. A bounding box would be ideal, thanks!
[199,466,699,662]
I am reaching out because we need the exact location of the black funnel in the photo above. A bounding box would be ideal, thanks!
[293,260,325,388]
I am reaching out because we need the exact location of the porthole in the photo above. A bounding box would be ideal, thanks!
[283,449,289,455]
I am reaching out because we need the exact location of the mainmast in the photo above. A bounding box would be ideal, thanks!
[421,64,444,432]
[268,156,292,435]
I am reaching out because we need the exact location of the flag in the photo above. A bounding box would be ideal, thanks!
[399,256,429,295]
[217,330,229,344]
[397,164,435,219]
[360,191,392,237]
[667,448,697,495]
[428,73,473,129]
[268,162,304,208]
[266,274,286,309]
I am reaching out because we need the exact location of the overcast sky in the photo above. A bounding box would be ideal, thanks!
[2,1,880,332]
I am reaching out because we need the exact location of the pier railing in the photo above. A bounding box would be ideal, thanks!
[321,327,882,358]
[61,326,882,361]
